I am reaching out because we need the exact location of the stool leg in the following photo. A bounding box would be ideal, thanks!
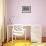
[15,35,16,42]
[7,27,8,43]
[12,30,13,43]
[25,30,26,46]
[25,31,26,42]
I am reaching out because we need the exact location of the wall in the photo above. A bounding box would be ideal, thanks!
[0,0,4,42]
[7,0,46,37]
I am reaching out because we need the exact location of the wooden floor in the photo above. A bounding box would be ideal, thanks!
[3,40,31,46]
[3,40,46,46]
[2,37,46,46]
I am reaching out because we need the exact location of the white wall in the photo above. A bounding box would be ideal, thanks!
[0,0,4,42]
[7,0,46,37]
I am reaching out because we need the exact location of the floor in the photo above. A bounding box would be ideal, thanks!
[3,40,46,46]
[3,40,31,46]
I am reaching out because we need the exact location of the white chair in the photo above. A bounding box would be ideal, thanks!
[12,25,25,43]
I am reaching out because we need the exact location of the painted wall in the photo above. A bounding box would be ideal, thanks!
[0,0,4,42]
[7,0,46,37]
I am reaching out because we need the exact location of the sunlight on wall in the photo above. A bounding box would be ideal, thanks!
[0,0,3,41]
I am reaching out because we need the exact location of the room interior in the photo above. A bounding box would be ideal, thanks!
[0,0,46,46]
